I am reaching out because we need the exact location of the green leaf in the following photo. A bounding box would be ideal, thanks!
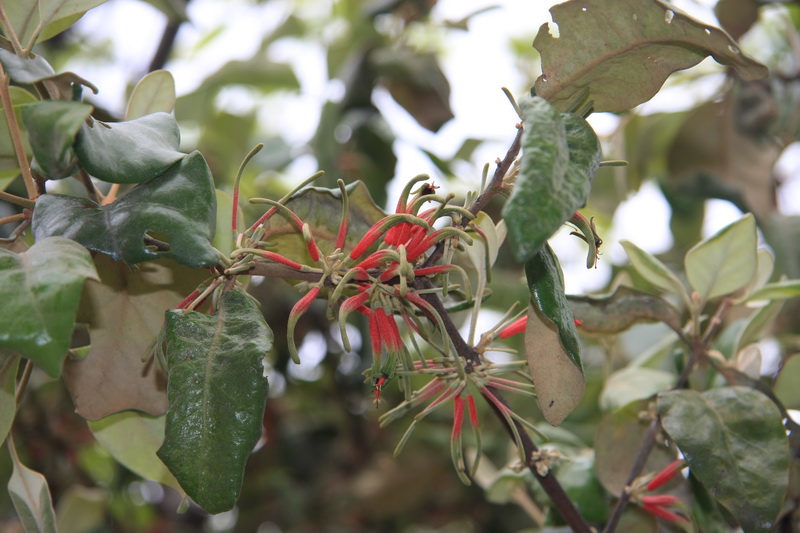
[504,96,600,263]
[64,255,209,419]
[568,286,683,335]
[599,366,675,412]
[88,411,183,491]
[745,280,800,303]
[55,486,108,533]
[213,189,242,257]
[7,439,58,533]
[37,1,109,43]
[551,451,609,524]
[0,352,20,445]
[3,0,107,46]
[0,237,98,377]
[620,240,686,298]
[21,100,93,179]
[533,0,768,112]
[32,151,218,268]
[735,301,783,355]
[685,213,757,303]
[0,87,37,174]
[158,289,272,514]
[774,354,800,410]
[658,387,790,533]
[126,70,177,120]
[74,113,185,184]
[0,47,97,96]
[525,244,584,425]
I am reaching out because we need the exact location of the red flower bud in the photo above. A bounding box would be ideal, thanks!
[499,316,526,339]
[452,395,465,440]
[647,460,684,491]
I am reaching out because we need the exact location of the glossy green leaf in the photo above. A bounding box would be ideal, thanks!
[533,0,768,112]
[32,151,218,268]
[64,255,209,419]
[0,237,98,377]
[685,213,757,303]
[620,240,686,298]
[88,411,183,491]
[126,70,177,120]
[504,96,600,263]
[745,280,800,303]
[774,354,800,410]
[568,286,683,335]
[595,399,677,495]
[8,439,58,533]
[74,113,185,184]
[21,100,93,179]
[599,366,675,412]
[158,289,272,514]
[0,352,20,445]
[525,244,584,425]
[658,387,789,532]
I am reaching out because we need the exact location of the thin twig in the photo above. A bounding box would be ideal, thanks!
[0,64,37,199]
[0,4,26,56]
[77,169,101,204]
[15,359,33,405]
[0,212,27,226]
[0,190,34,208]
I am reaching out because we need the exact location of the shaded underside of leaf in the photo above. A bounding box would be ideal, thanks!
[658,387,789,532]
[0,237,98,377]
[21,100,93,179]
[32,151,218,268]
[568,286,683,334]
[533,0,768,112]
[158,289,272,514]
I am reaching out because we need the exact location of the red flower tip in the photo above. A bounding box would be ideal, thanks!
[647,460,684,491]
[641,494,681,507]
[574,318,583,327]
[373,374,388,406]
[642,501,689,524]
[452,395,465,439]
[499,316,526,339]
[466,394,479,428]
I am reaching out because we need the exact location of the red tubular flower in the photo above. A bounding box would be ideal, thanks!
[176,289,201,310]
[641,495,689,524]
[287,286,321,364]
[647,460,684,491]
[254,250,304,270]
[452,395,465,440]
[413,265,455,277]
[466,394,479,428]
[499,316,526,339]
[367,309,382,356]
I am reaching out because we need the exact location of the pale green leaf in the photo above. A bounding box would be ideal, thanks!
[774,354,800,410]
[599,366,674,412]
[745,280,800,303]
[7,439,58,533]
[0,352,20,445]
[620,240,686,298]
[126,70,177,120]
[55,486,108,533]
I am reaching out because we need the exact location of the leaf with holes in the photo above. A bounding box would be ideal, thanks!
[75,112,185,184]
[32,151,218,268]
[533,0,768,112]
[525,244,584,425]
[658,387,789,533]
[21,100,93,179]
[685,213,757,304]
[157,289,272,514]
[64,255,210,420]
[8,439,57,533]
[0,237,98,377]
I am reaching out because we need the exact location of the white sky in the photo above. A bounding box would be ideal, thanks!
[66,0,796,293]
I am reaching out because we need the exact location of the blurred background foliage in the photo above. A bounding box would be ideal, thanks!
[2,0,800,531]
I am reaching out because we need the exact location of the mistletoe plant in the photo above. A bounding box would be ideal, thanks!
[2,1,800,532]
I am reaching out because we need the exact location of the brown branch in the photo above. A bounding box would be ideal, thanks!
[467,123,523,219]
[0,65,37,199]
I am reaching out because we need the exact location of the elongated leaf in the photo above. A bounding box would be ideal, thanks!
[568,286,683,334]
[525,244,584,425]
[504,96,600,263]
[685,213,757,303]
[620,240,686,298]
[533,0,768,112]
[126,70,177,120]
[8,439,58,533]
[0,352,20,445]
[658,387,789,532]
[4,0,107,46]
[21,100,93,179]
[74,113,185,184]
[599,366,675,412]
[0,86,38,174]
[745,280,800,303]
[32,151,218,268]
[38,1,109,41]
[88,411,183,491]
[0,237,98,377]
[774,354,800,410]
[0,47,96,96]
[158,289,272,514]
[64,255,209,419]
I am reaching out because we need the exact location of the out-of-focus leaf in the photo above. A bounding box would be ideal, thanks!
[774,354,800,410]
[667,97,779,221]
[551,451,609,523]
[158,289,271,514]
[32,151,218,268]
[595,399,676,495]
[685,213,757,303]
[0,87,38,173]
[740,248,775,300]
[620,240,686,298]
[463,212,505,274]
[735,301,783,356]
[525,244,584,426]
[658,387,789,533]
[55,486,108,533]
[373,49,453,132]
[0,352,20,445]
[0,237,98,377]
[74,113,185,184]
[88,411,182,491]
[21,100,93,179]
[139,0,188,20]
[745,280,800,303]
[262,181,385,265]
[622,111,690,193]
[126,70,177,120]
[568,286,683,335]
[599,366,675,412]
[715,0,760,41]
[8,439,58,533]
[533,0,768,112]
[64,255,209,419]
[37,1,109,41]
[504,96,600,263]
